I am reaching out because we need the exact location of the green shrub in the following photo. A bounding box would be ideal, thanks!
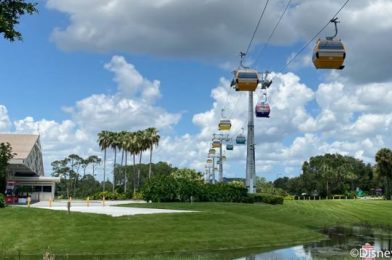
[143,176,249,203]
[142,175,179,202]
[91,191,129,200]
[132,192,144,200]
[284,195,295,200]
[0,194,6,208]
[344,191,357,199]
[251,193,284,205]
[205,183,248,202]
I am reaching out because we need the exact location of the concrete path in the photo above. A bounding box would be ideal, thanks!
[29,200,195,217]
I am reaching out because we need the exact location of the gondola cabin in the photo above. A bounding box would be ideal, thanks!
[233,69,259,91]
[312,39,345,70]
[218,119,231,131]
[208,148,216,155]
[207,159,213,164]
[226,144,234,150]
[255,102,270,118]
[236,134,246,144]
[212,140,221,148]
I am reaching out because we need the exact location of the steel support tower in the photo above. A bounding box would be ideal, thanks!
[246,91,256,193]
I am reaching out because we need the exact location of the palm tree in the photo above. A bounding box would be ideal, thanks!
[146,128,160,179]
[125,131,139,194]
[109,131,120,192]
[118,131,128,192]
[136,130,150,190]
[98,131,111,191]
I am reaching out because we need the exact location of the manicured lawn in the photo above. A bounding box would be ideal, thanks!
[1,200,391,258]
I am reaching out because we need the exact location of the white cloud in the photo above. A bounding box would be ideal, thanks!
[66,94,180,132]
[104,55,161,101]
[3,56,392,180]
[8,56,181,177]
[186,70,392,178]
[13,116,92,173]
[0,105,11,131]
[47,0,392,83]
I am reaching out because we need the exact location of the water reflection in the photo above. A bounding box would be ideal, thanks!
[238,225,392,260]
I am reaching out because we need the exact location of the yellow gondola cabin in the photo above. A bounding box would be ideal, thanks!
[232,69,259,91]
[312,39,346,70]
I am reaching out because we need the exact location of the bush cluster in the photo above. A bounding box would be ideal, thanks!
[141,175,249,203]
[0,194,6,208]
[141,175,283,205]
[250,193,284,205]
[90,191,129,200]
[198,183,248,203]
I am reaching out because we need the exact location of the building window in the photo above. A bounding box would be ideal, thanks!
[43,186,52,193]
[34,186,42,192]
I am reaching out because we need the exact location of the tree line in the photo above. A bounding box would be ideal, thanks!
[51,155,177,199]
[97,128,160,193]
[273,148,392,199]
[51,154,102,198]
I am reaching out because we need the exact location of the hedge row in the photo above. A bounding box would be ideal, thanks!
[249,193,284,205]
[141,175,283,205]
[90,191,129,200]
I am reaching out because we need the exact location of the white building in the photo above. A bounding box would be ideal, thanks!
[0,133,60,203]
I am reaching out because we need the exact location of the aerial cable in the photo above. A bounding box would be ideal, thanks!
[254,0,292,66]
[243,0,270,62]
[279,0,350,73]
[218,0,270,142]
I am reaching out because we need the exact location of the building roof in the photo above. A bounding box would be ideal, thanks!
[13,176,61,183]
[0,134,39,160]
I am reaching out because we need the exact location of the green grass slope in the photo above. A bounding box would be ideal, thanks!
[0,200,391,258]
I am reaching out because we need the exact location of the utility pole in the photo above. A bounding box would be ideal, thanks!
[246,91,256,193]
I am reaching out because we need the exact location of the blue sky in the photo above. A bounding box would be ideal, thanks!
[1,0,392,181]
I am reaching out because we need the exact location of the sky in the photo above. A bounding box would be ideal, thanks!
[1,0,392,181]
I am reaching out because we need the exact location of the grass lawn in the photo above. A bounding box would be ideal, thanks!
[1,200,392,258]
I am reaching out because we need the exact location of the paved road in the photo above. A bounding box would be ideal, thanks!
[28,200,195,217]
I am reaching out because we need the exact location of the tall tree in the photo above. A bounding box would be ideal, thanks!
[110,131,120,192]
[80,158,89,177]
[118,131,129,193]
[0,0,38,41]
[0,142,15,194]
[127,132,139,194]
[98,131,111,191]
[68,154,83,197]
[86,155,101,177]
[375,148,392,200]
[146,128,160,179]
[51,158,70,198]
[136,130,149,190]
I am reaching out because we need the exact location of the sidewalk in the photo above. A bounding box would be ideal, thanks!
[27,199,196,217]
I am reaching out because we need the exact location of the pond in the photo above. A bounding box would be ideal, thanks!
[238,224,392,260]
